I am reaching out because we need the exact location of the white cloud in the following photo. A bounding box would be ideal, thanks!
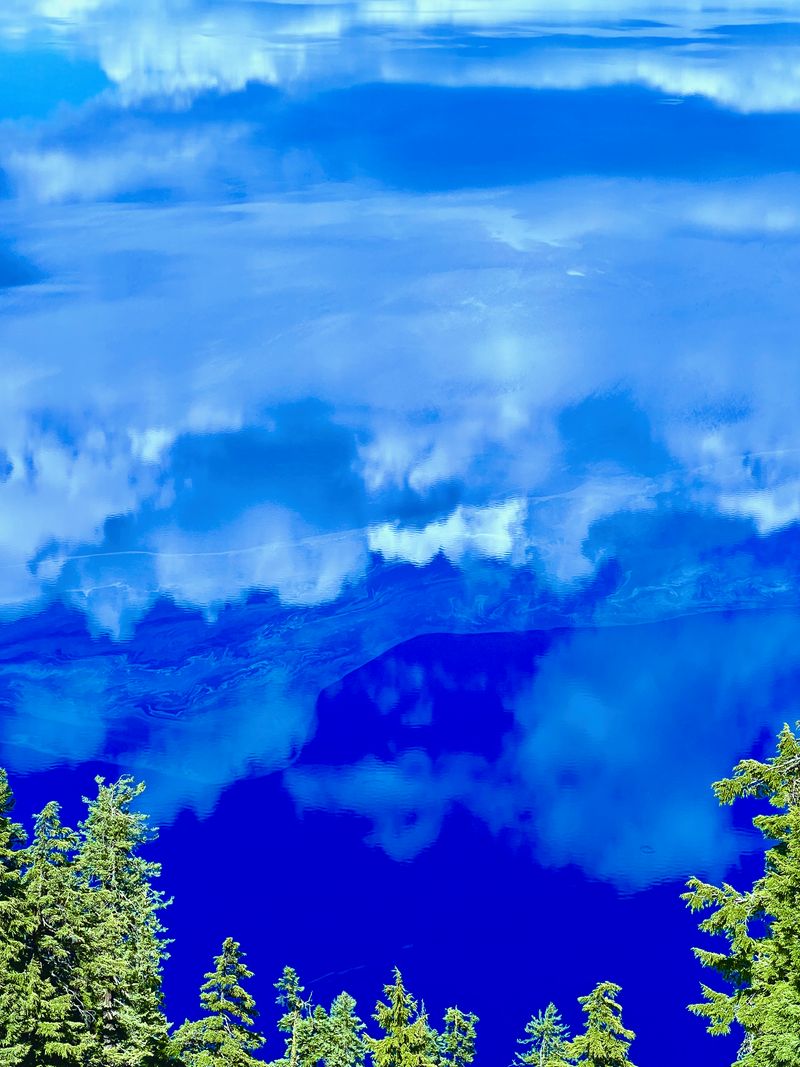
[286,611,800,886]
[1,176,800,630]
[129,427,175,465]
[153,506,368,617]
[5,128,243,203]
[3,0,800,112]
[719,483,800,535]
[368,499,526,567]
[287,750,482,861]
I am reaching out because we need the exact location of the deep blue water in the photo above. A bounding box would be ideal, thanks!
[3,2,800,1063]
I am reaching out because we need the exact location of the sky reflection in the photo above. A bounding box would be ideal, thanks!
[1,0,800,904]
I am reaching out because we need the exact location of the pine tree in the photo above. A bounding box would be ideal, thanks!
[513,1003,571,1067]
[173,937,264,1066]
[684,722,800,1065]
[365,969,439,1067]
[0,803,88,1066]
[76,775,171,1066]
[565,982,635,1067]
[439,1007,478,1067]
[319,992,366,1067]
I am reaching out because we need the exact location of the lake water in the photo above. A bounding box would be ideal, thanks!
[2,2,800,1063]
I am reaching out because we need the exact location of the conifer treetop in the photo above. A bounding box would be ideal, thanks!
[684,721,800,1066]
[566,981,636,1067]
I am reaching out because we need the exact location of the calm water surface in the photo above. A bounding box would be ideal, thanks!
[2,2,800,1062]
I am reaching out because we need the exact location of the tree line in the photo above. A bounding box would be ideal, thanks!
[3,722,800,1065]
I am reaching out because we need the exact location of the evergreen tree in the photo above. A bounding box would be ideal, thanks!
[513,1003,571,1067]
[308,1004,331,1065]
[320,992,366,1067]
[565,982,635,1067]
[365,969,439,1067]
[76,775,171,1066]
[173,937,264,1066]
[0,803,87,1066]
[684,722,800,1065]
[439,1007,478,1067]
[0,770,24,914]
[272,966,320,1067]
[0,770,28,1065]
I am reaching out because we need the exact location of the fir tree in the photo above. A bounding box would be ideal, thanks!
[439,1007,478,1067]
[320,992,366,1067]
[0,770,24,913]
[272,966,320,1067]
[365,969,439,1067]
[0,769,28,1065]
[565,982,635,1067]
[308,1004,331,1065]
[76,775,171,1066]
[173,937,264,1066]
[0,803,87,1066]
[684,722,800,1066]
[513,1003,571,1067]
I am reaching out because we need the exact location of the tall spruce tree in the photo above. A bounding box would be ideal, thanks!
[309,1004,331,1065]
[439,1007,478,1067]
[0,803,87,1066]
[684,722,800,1066]
[76,775,171,1066]
[365,969,439,1067]
[173,937,264,1066]
[0,770,24,920]
[513,1003,571,1067]
[272,966,321,1067]
[319,992,366,1067]
[565,982,635,1067]
[0,770,28,1065]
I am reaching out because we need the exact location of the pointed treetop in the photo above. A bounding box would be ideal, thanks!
[0,767,25,860]
[567,982,636,1067]
[201,937,259,1027]
[441,1005,478,1067]
[324,991,367,1067]
[513,1002,570,1067]
[367,969,439,1067]
[174,937,264,1065]
[275,965,307,1015]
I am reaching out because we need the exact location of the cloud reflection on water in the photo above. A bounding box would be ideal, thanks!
[1,0,799,886]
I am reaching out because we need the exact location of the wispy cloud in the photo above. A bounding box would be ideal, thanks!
[4,0,800,112]
[288,610,800,887]
[1,176,799,630]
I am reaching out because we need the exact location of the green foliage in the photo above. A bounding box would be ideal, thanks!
[0,803,87,1066]
[684,722,800,1065]
[513,1003,571,1067]
[76,775,172,1065]
[440,1007,478,1067]
[0,770,29,1065]
[365,969,440,1067]
[31,738,800,1067]
[0,769,25,907]
[565,982,635,1067]
[322,992,367,1067]
[174,937,264,1066]
[271,965,321,1067]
